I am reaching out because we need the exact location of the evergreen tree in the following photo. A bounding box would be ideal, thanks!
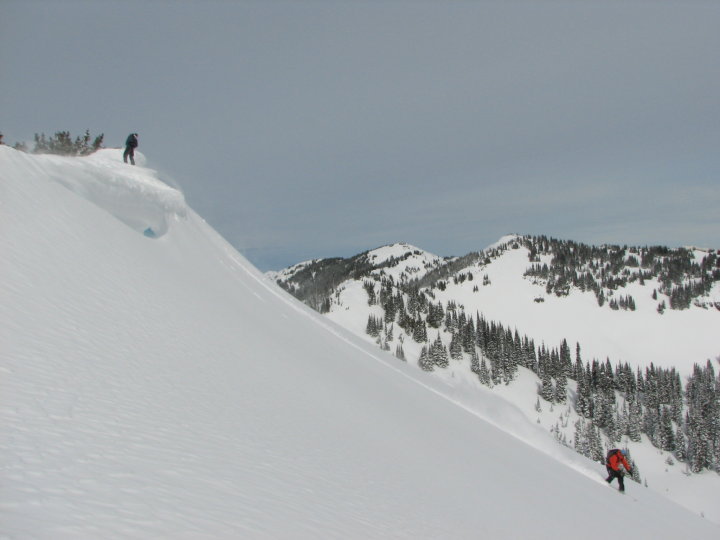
[412,318,427,343]
[418,346,433,371]
[587,421,605,463]
[426,302,444,328]
[627,397,643,442]
[430,334,449,368]
[576,369,592,418]
[469,349,480,374]
[365,315,381,337]
[363,280,377,305]
[449,331,463,361]
[478,357,491,387]
[659,407,676,452]
[540,369,554,403]
[554,370,567,404]
[685,360,719,472]
[462,316,476,353]
[32,129,104,156]
[559,339,572,378]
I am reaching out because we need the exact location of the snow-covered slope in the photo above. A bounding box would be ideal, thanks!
[1,146,718,538]
[282,236,719,377]
[432,237,719,375]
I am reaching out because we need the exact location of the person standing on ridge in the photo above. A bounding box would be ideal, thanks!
[123,132,138,165]
[605,448,633,492]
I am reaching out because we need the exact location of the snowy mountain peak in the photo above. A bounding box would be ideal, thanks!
[365,242,427,262]
[483,233,523,251]
[363,242,444,281]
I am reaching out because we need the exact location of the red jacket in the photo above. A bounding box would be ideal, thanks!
[607,450,631,472]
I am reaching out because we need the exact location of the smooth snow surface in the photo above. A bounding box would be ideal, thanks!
[1,146,718,538]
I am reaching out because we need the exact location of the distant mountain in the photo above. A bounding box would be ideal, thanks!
[269,242,447,313]
[270,235,720,372]
[271,235,720,516]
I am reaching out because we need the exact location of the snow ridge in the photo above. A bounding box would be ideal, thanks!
[2,146,186,238]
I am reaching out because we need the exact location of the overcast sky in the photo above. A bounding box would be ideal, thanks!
[2,1,719,270]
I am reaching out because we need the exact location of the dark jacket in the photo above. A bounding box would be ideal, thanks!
[125,134,138,148]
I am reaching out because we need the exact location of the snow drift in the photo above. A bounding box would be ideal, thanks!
[1,146,717,538]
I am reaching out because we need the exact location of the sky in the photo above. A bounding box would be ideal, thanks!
[2,0,719,270]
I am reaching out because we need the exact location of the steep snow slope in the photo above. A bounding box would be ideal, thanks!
[1,146,717,538]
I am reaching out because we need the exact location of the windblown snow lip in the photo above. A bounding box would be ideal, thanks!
[1,146,186,238]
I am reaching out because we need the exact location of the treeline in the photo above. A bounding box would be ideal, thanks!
[9,130,104,156]
[522,235,720,311]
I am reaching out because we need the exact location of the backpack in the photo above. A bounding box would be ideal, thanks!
[606,448,621,466]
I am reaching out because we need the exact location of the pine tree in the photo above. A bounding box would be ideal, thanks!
[426,302,444,328]
[576,370,592,418]
[685,360,719,472]
[574,343,584,381]
[470,349,480,374]
[412,318,427,343]
[540,369,554,403]
[449,331,463,361]
[430,334,449,369]
[554,371,567,404]
[659,407,676,452]
[478,357,491,387]
[462,317,476,353]
[366,315,381,337]
[588,422,605,463]
[573,419,586,456]
[559,339,572,378]
[32,130,104,156]
[627,397,643,442]
[418,346,433,371]
[363,280,377,305]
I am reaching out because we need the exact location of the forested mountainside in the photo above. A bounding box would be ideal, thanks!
[520,236,720,312]
[276,236,720,313]
[271,236,720,476]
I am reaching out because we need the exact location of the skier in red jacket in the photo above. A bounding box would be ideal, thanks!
[606,449,633,492]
